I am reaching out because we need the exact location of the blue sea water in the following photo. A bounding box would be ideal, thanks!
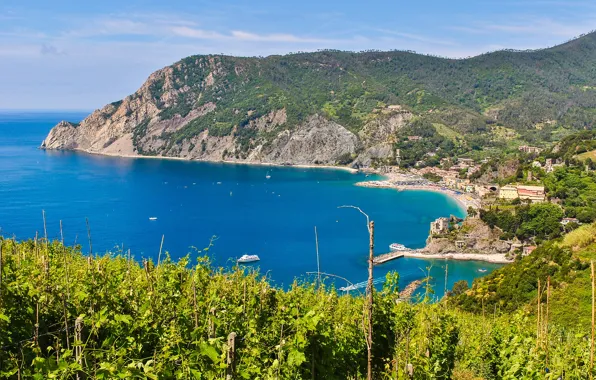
[0,111,501,298]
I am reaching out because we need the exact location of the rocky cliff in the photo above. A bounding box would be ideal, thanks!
[41,55,414,166]
[422,218,513,255]
[43,33,596,163]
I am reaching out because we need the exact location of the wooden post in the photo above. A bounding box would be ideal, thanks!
[63,296,70,349]
[0,240,3,303]
[42,210,49,276]
[157,235,165,267]
[536,279,541,347]
[192,277,198,329]
[85,218,93,255]
[42,210,48,249]
[75,317,83,380]
[591,261,595,377]
[314,226,321,286]
[545,276,550,366]
[35,301,39,345]
[366,220,374,380]
[226,332,237,380]
[209,307,216,339]
[444,264,448,297]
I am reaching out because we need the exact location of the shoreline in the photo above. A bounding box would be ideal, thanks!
[44,147,509,266]
[58,148,359,173]
[402,251,510,264]
[356,181,476,212]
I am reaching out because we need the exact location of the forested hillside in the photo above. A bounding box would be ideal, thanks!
[0,238,594,379]
[43,32,596,165]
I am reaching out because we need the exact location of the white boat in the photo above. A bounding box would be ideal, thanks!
[389,243,409,251]
[237,254,260,263]
[149,217,157,221]
[478,268,488,273]
[265,171,271,179]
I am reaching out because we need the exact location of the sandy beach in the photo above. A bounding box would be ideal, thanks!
[355,172,480,210]
[403,251,511,264]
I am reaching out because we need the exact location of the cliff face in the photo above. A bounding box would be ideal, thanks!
[41,33,596,164]
[41,57,409,165]
[422,218,512,255]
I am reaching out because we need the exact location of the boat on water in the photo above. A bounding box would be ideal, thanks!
[149,217,157,221]
[389,243,409,251]
[478,268,488,273]
[265,171,271,179]
[237,254,260,264]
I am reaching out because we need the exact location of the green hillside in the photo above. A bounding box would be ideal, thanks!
[141,31,596,154]
[0,238,594,379]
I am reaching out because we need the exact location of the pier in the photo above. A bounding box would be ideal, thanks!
[373,251,406,265]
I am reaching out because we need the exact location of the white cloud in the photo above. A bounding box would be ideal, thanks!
[453,17,596,39]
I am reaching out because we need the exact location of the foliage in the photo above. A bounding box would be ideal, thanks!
[1,237,593,378]
[126,32,596,156]
[479,203,564,241]
[452,243,587,314]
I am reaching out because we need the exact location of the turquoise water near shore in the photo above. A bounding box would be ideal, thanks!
[0,111,502,298]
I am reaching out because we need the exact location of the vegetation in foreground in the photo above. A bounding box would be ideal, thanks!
[0,238,594,379]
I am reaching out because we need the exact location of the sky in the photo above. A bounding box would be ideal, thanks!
[1,0,595,110]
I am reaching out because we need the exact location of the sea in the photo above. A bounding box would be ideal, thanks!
[0,111,502,298]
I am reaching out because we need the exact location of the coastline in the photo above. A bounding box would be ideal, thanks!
[402,251,510,264]
[354,172,480,212]
[61,148,359,173]
[45,148,509,266]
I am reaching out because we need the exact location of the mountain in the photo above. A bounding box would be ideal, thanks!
[42,32,596,167]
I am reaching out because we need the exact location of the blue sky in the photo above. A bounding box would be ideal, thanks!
[1,0,595,109]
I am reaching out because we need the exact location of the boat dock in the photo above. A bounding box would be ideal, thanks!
[373,251,406,265]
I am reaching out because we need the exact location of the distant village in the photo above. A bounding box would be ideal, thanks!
[364,143,581,258]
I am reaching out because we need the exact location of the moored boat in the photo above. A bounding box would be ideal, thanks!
[237,254,260,263]
[389,243,409,251]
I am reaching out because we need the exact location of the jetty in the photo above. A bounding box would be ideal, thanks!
[373,251,407,265]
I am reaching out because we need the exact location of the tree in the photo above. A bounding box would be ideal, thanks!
[467,207,478,218]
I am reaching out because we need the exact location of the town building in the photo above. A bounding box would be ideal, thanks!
[560,217,580,226]
[499,185,519,200]
[517,185,545,203]
[458,158,475,166]
[519,145,543,154]
[430,217,450,235]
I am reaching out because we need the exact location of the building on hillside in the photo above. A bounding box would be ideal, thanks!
[407,135,423,141]
[430,217,450,235]
[475,185,498,198]
[532,161,542,168]
[517,185,545,203]
[499,185,519,200]
[458,158,475,166]
[560,217,580,226]
[523,246,537,256]
[519,145,543,154]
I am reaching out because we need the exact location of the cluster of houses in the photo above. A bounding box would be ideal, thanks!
[532,158,565,173]
[518,145,543,154]
[498,184,546,203]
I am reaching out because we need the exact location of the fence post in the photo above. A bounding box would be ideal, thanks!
[226,332,237,380]
[75,316,83,380]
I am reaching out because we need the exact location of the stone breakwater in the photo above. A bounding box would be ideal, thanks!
[399,280,423,299]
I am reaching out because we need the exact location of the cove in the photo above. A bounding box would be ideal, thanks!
[0,111,502,298]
